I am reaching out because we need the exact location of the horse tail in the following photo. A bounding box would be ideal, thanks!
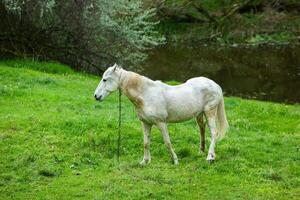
[216,95,229,140]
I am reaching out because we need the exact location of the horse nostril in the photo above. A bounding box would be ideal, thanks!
[94,95,102,101]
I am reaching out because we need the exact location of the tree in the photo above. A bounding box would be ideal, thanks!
[0,0,165,72]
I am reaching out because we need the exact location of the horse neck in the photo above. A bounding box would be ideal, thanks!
[119,70,151,108]
[119,70,142,93]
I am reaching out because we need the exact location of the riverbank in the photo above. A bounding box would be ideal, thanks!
[0,60,299,199]
[153,0,300,45]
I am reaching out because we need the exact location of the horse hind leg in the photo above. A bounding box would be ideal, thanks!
[204,107,218,162]
[196,114,205,153]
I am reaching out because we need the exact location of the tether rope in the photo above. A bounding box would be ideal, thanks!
[117,88,122,162]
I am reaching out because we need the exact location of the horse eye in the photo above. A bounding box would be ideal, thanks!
[103,79,107,82]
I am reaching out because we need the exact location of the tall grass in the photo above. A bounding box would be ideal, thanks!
[0,59,74,74]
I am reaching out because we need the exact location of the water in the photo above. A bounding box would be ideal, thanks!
[143,44,300,104]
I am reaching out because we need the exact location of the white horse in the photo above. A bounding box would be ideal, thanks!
[94,64,229,165]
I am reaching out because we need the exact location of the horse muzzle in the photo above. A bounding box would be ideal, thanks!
[94,94,102,101]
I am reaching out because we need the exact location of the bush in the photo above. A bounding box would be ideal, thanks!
[0,0,165,72]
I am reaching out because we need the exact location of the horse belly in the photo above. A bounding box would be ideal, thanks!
[166,95,203,122]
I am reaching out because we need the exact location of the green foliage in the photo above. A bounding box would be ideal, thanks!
[159,0,300,45]
[200,0,235,11]
[247,33,294,45]
[90,0,165,68]
[0,60,299,199]
[1,0,164,70]
[2,0,56,27]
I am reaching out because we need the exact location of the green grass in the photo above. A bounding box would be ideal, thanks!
[0,59,74,74]
[0,60,299,199]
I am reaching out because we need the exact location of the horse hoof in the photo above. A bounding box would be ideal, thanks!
[206,153,215,162]
[199,149,205,154]
[139,160,146,166]
[207,159,215,164]
[139,159,150,166]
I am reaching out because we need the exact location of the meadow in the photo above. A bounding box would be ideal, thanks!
[0,60,299,199]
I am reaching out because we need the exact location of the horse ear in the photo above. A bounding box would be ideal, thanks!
[113,63,123,71]
[113,63,117,71]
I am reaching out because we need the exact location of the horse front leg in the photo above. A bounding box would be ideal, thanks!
[156,122,179,165]
[140,122,152,165]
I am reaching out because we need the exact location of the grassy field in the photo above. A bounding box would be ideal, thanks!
[0,60,299,199]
